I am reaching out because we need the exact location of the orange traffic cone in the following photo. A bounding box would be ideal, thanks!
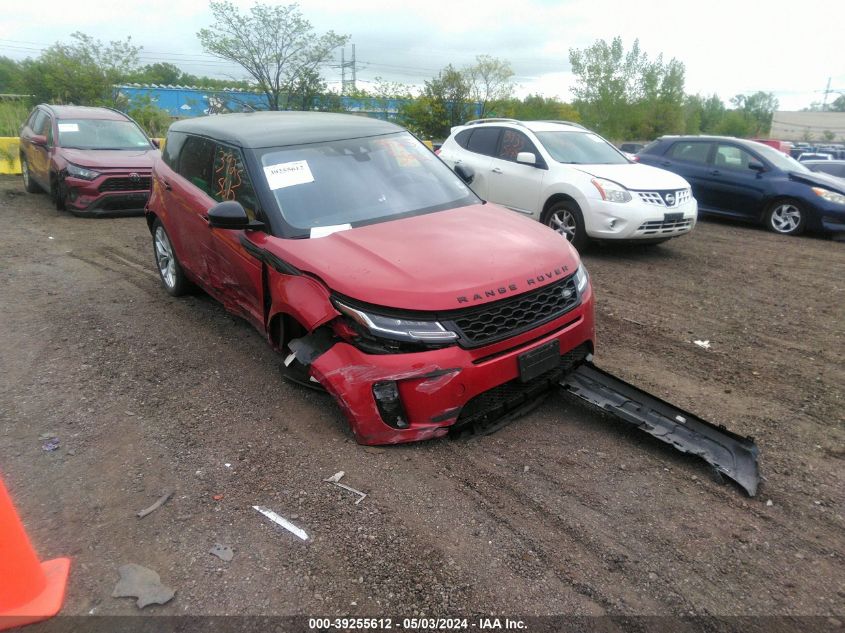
[0,477,70,630]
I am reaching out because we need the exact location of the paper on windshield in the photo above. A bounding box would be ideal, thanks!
[264,160,314,190]
[310,224,351,238]
[58,123,79,132]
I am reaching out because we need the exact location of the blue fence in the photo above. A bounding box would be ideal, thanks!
[116,85,482,122]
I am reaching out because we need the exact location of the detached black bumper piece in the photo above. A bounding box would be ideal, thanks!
[560,363,760,496]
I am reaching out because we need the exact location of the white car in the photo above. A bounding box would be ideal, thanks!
[438,119,697,249]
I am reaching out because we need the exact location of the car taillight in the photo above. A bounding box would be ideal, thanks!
[434,149,441,156]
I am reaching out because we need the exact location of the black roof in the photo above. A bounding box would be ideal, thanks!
[169,111,403,149]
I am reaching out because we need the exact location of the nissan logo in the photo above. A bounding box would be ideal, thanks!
[664,192,676,206]
[129,172,141,183]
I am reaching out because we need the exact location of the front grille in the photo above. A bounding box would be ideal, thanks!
[454,343,590,432]
[443,275,580,348]
[636,188,691,207]
[636,218,693,235]
[99,176,151,192]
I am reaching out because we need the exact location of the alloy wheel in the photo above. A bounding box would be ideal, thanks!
[549,209,577,241]
[154,226,176,289]
[770,203,801,234]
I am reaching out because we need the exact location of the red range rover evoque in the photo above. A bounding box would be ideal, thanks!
[146,112,595,444]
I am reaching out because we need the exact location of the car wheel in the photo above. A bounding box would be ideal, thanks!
[766,199,806,236]
[543,201,588,251]
[152,219,190,296]
[21,158,41,193]
[50,173,66,211]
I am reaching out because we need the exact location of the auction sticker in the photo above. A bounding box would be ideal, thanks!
[58,123,79,132]
[264,160,314,190]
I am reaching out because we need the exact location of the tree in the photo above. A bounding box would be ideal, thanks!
[822,129,835,142]
[400,65,473,139]
[0,57,24,94]
[131,63,184,85]
[21,32,140,105]
[498,94,580,121]
[568,37,687,140]
[198,1,348,111]
[731,91,778,136]
[127,95,172,137]
[830,95,845,112]
[464,55,514,119]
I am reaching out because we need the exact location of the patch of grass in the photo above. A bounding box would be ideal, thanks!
[0,100,30,137]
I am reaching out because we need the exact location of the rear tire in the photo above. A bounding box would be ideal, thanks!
[152,219,190,296]
[765,199,805,236]
[21,158,41,193]
[543,201,588,251]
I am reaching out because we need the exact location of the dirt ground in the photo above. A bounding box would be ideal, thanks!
[1,173,843,625]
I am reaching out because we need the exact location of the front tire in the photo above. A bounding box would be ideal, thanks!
[766,199,805,236]
[543,201,588,251]
[152,219,190,296]
[21,157,41,193]
[50,173,66,211]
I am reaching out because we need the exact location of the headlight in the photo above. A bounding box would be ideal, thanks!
[334,300,457,343]
[574,264,589,294]
[812,187,845,205]
[65,163,100,180]
[591,177,631,203]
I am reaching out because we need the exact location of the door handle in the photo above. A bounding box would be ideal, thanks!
[161,178,172,191]
[709,169,720,175]
[491,167,503,174]
[201,215,210,225]
[660,161,671,166]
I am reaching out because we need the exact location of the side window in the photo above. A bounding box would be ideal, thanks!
[177,135,216,195]
[496,129,538,162]
[466,127,500,157]
[162,131,187,170]
[31,111,48,136]
[25,109,40,131]
[454,129,472,149]
[714,144,756,170]
[211,144,260,221]
[668,141,711,165]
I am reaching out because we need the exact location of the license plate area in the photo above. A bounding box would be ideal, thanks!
[664,212,683,222]
[517,339,560,383]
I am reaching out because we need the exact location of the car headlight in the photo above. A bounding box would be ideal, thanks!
[574,264,589,295]
[334,300,458,343]
[591,177,631,203]
[812,187,845,205]
[65,163,101,180]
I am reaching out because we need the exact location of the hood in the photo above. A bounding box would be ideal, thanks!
[60,148,157,170]
[789,169,845,193]
[576,163,690,190]
[266,204,582,311]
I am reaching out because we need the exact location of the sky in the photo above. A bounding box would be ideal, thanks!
[2,0,844,110]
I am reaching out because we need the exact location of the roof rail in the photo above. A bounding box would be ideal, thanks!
[464,118,524,127]
[535,120,586,129]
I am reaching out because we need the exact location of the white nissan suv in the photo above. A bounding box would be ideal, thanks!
[438,119,697,249]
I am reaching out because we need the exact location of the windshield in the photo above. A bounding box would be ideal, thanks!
[57,119,152,150]
[753,143,810,173]
[535,131,629,165]
[258,132,478,237]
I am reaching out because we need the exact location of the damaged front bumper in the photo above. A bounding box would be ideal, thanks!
[560,363,760,496]
[304,304,595,445]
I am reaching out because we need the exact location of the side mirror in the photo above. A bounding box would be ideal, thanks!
[31,134,47,147]
[516,151,537,166]
[208,200,257,230]
[748,161,766,173]
[150,138,161,149]
[454,163,475,185]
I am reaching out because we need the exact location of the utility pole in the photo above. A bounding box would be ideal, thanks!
[340,44,357,95]
[822,77,831,111]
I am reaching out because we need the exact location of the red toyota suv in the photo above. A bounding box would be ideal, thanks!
[146,112,595,444]
[19,105,158,215]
